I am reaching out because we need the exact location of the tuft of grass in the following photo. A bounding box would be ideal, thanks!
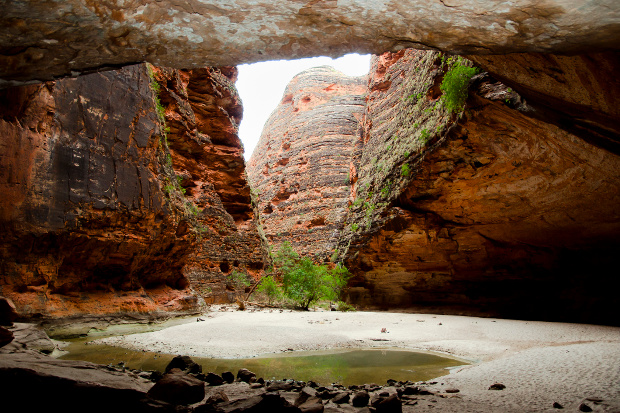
[440,57,479,113]
[401,163,411,177]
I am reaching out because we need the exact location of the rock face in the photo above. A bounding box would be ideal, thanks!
[0,62,266,319]
[338,50,620,325]
[247,66,366,258]
[0,64,202,319]
[0,351,160,412]
[149,66,267,302]
[1,1,620,86]
[467,52,620,154]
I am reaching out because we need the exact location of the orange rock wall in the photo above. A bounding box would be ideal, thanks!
[0,65,200,318]
[150,66,267,303]
[340,51,620,325]
[0,63,268,318]
[247,66,366,259]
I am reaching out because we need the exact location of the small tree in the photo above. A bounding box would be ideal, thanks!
[256,276,282,305]
[270,242,351,310]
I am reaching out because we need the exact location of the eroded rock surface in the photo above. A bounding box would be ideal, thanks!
[468,52,620,153]
[0,64,202,319]
[247,66,366,258]
[339,51,620,324]
[1,1,620,86]
[149,66,267,303]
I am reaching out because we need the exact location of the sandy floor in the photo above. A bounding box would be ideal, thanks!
[96,307,620,412]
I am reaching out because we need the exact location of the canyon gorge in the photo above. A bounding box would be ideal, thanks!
[0,1,620,410]
[0,1,618,328]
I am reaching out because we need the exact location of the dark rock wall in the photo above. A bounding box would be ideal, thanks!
[247,66,366,259]
[468,52,620,154]
[0,65,207,318]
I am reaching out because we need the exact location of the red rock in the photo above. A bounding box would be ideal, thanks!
[149,66,267,303]
[0,63,266,319]
[247,66,366,259]
[0,64,201,319]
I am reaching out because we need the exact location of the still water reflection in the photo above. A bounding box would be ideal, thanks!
[59,339,465,386]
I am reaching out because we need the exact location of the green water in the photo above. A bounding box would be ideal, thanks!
[59,340,466,386]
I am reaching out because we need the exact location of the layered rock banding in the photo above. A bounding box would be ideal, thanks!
[149,66,267,302]
[336,50,620,324]
[247,66,366,258]
[1,1,620,87]
[246,48,620,324]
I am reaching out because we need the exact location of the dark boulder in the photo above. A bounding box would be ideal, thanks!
[165,355,203,375]
[352,390,370,407]
[236,368,257,383]
[147,368,205,405]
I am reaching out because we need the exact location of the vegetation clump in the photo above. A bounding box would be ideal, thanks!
[440,57,479,113]
[256,242,351,311]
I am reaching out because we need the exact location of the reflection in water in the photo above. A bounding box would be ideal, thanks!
[59,340,466,386]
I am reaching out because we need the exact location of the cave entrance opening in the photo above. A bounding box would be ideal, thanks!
[235,53,371,161]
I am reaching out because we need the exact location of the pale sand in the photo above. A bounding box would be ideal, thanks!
[97,308,620,412]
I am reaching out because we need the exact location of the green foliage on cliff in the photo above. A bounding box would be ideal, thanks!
[227,269,251,290]
[265,242,351,310]
[440,57,479,113]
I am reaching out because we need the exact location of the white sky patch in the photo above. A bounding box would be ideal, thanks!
[236,53,371,160]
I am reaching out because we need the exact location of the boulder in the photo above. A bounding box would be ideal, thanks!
[352,390,370,407]
[331,392,350,404]
[0,326,13,348]
[216,393,301,413]
[371,393,402,413]
[0,297,18,326]
[147,368,206,405]
[165,355,203,375]
[205,372,225,386]
[237,368,257,383]
[297,397,324,413]
[222,371,235,383]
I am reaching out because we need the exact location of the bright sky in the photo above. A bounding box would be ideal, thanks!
[236,53,371,160]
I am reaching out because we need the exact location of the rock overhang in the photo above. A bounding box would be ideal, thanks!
[1,0,620,86]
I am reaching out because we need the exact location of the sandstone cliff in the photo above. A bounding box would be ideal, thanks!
[2,0,619,86]
[149,66,267,303]
[247,66,366,259]
[337,51,620,325]
[0,64,200,319]
[0,63,266,319]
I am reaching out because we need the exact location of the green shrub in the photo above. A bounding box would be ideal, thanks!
[420,129,430,143]
[440,58,479,113]
[271,242,350,310]
[351,223,359,231]
[336,301,356,312]
[256,276,282,305]
[226,270,251,290]
[401,163,411,177]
